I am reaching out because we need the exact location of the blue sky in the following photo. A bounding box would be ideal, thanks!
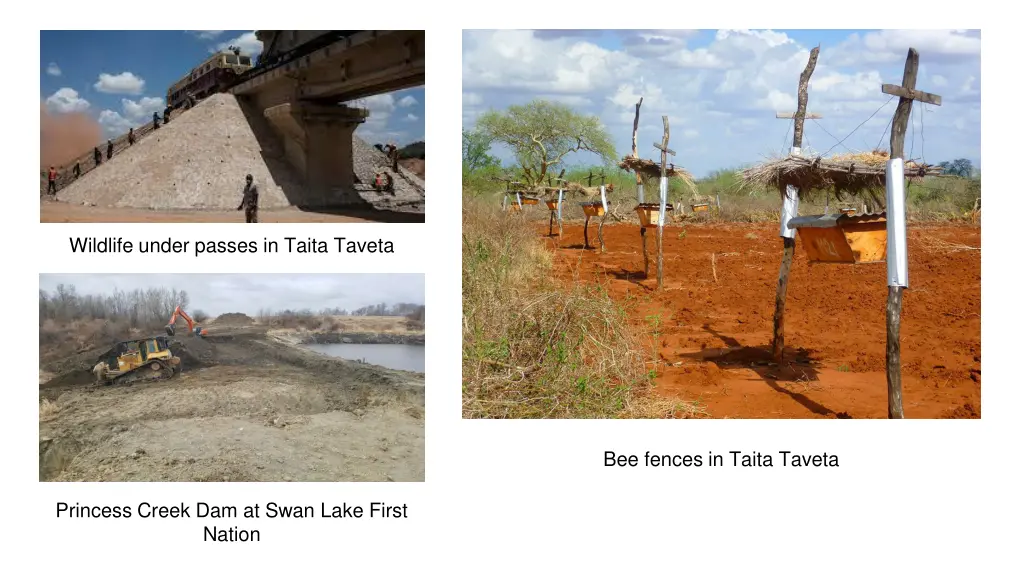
[41,30,424,145]
[463,29,981,177]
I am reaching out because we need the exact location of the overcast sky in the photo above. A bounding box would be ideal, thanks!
[39,274,424,316]
[463,29,981,177]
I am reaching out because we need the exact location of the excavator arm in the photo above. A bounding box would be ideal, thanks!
[165,306,208,337]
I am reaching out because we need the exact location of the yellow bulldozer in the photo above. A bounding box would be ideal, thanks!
[94,335,181,385]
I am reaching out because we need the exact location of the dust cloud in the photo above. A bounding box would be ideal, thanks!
[40,103,101,169]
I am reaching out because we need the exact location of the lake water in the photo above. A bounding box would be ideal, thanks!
[304,343,425,373]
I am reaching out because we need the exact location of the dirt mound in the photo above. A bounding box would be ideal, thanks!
[55,94,298,210]
[213,312,254,325]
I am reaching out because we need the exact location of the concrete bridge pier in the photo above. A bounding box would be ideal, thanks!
[263,102,368,206]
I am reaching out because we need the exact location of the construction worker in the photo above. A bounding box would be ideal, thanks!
[93,146,102,166]
[47,166,58,195]
[73,162,80,179]
[128,127,135,146]
[106,139,114,160]
[388,142,399,172]
[237,173,259,223]
[153,112,160,130]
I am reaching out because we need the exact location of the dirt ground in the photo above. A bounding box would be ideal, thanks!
[40,201,424,223]
[39,329,425,481]
[545,221,980,419]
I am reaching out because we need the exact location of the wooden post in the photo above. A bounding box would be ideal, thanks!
[598,173,607,253]
[881,47,942,419]
[632,97,643,159]
[653,116,675,291]
[772,45,819,364]
[584,215,591,249]
[632,97,649,276]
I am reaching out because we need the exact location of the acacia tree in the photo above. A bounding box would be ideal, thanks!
[476,100,616,186]
[462,129,499,172]
[938,158,974,178]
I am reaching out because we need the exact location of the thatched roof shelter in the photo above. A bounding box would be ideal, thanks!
[742,150,940,200]
[618,156,697,195]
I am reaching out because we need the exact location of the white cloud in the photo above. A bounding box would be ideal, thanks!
[353,93,396,113]
[398,95,417,107]
[189,31,224,40]
[463,30,638,94]
[98,110,134,137]
[462,29,980,175]
[662,48,727,69]
[97,97,166,138]
[94,72,145,95]
[829,29,981,66]
[46,62,61,77]
[45,87,89,113]
[683,129,699,138]
[215,31,262,56]
[121,96,165,122]
[405,114,418,122]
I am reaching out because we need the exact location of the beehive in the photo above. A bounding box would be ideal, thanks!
[580,201,606,218]
[545,199,559,211]
[691,203,709,213]
[635,203,674,228]
[520,196,540,206]
[788,213,887,264]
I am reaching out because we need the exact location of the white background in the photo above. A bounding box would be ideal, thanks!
[6,3,1019,574]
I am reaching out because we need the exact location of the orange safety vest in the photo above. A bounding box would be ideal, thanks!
[48,168,57,181]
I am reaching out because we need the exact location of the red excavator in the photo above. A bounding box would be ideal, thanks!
[165,306,208,337]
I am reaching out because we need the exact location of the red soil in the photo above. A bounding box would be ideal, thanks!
[545,222,980,419]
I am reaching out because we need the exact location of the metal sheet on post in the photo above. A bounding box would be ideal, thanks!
[886,159,909,287]
[600,185,608,212]
[502,195,508,211]
[557,189,563,221]
[658,177,668,227]
[516,192,522,208]
[779,146,801,239]
[637,184,645,203]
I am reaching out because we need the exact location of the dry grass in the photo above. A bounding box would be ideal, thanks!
[462,198,703,418]
[918,235,981,253]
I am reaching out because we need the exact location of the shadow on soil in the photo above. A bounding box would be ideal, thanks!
[683,324,852,419]
[609,268,653,291]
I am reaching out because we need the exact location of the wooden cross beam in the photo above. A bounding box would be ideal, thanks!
[776,112,823,119]
[881,84,942,106]
[653,142,676,159]
[884,48,943,160]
